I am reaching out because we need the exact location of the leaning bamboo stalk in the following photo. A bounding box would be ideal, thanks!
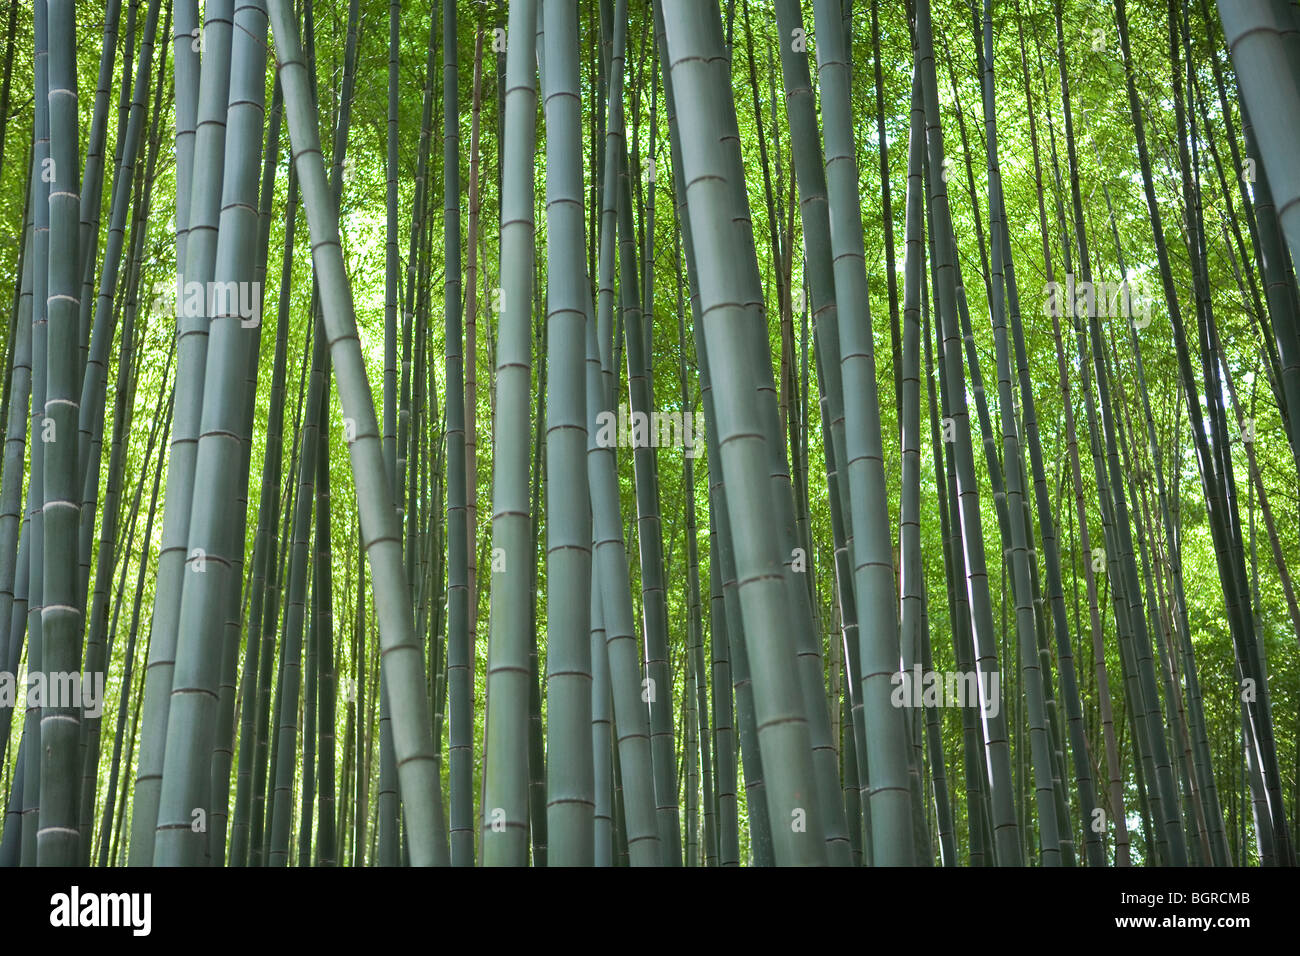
[652,0,763,863]
[97,366,173,867]
[1175,0,1291,862]
[130,0,235,864]
[230,107,295,870]
[71,0,121,396]
[593,5,680,863]
[662,0,828,866]
[77,101,159,861]
[614,132,681,868]
[584,292,661,867]
[247,180,308,869]
[711,0,846,865]
[977,0,1062,865]
[152,0,268,867]
[266,0,448,867]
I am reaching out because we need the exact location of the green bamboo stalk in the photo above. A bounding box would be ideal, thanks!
[706,508,740,865]
[978,0,1061,865]
[595,2,680,861]
[870,0,901,419]
[98,372,172,867]
[526,291,547,867]
[481,0,540,866]
[130,0,234,864]
[0,164,35,762]
[464,31,484,776]
[662,0,828,866]
[314,392,336,869]
[585,290,661,866]
[916,0,1021,866]
[711,0,845,866]
[37,0,84,868]
[540,0,594,867]
[591,568,613,866]
[230,119,295,871]
[299,554,319,866]
[1219,0,1300,271]
[1,714,27,864]
[152,0,267,866]
[77,3,167,861]
[676,214,714,867]
[248,181,308,869]
[22,0,52,871]
[927,189,995,866]
[442,0,476,868]
[809,0,914,865]
[653,0,762,864]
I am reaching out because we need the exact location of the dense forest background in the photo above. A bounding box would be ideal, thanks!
[0,0,1296,867]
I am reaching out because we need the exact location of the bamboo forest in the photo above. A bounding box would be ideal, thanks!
[0,0,1299,872]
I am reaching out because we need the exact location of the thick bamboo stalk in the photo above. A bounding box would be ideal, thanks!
[153,0,268,867]
[130,0,235,864]
[809,0,915,865]
[481,0,540,866]
[37,0,85,868]
[662,0,828,866]
[539,0,594,867]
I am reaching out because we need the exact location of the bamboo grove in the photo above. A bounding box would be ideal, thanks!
[0,0,1295,868]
